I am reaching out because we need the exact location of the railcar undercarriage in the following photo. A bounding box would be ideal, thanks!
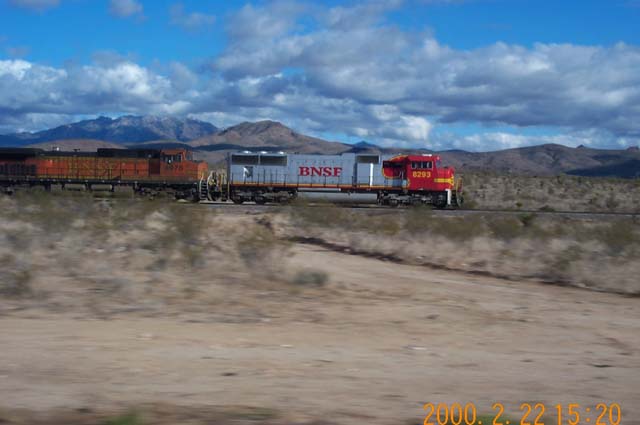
[1,177,201,201]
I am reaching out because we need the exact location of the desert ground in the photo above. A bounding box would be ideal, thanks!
[0,194,638,425]
[461,173,640,213]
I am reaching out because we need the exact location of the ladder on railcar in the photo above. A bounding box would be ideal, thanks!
[198,176,209,201]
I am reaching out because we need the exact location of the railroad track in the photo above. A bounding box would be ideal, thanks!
[21,192,636,219]
[194,200,639,219]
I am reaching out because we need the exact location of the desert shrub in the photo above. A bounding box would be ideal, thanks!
[461,197,478,209]
[291,269,329,287]
[544,244,584,282]
[486,217,523,240]
[12,191,94,234]
[597,220,639,252]
[131,202,211,267]
[290,200,350,228]
[404,206,434,234]
[429,216,486,240]
[104,412,142,425]
[236,225,291,276]
[224,406,278,421]
[165,204,209,266]
[0,255,33,298]
[518,213,537,227]
[291,201,403,235]
[605,193,620,210]
[353,214,402,235]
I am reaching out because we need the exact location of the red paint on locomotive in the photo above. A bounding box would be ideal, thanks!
[382,154,455,192]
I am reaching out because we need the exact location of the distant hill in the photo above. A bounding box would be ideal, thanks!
[441,144,640,177]
[346,140,386,153]
[566,158,640,178]
[189,120,349,154]
[0,115,218,146]
[188,120,352,164]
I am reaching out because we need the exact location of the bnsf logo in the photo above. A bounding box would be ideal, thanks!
[299,166,342,177]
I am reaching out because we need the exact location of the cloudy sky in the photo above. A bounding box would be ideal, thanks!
[0,0,639,151]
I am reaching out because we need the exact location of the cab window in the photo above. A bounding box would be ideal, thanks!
[161,154,182,164]
[412,161,432,169]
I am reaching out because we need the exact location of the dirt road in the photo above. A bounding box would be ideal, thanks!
[0,244,638,424]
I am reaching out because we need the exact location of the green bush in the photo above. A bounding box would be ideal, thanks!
[291,269,329,287]
[104,412,142,425]
[518,213,537,227]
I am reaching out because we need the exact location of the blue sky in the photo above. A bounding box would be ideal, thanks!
[1,0,639,150]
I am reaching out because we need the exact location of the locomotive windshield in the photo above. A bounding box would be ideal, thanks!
[411,161,432,169]
[162,154,182,163]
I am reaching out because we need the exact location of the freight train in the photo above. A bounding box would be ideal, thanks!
[0,147,462,207]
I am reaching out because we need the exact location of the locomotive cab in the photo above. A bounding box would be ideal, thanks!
[155,148,208,181]
[380,153,459,207]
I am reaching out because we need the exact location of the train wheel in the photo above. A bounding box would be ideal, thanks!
[434,202,447,209]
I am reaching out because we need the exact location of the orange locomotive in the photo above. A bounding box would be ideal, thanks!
[0,147,209,200]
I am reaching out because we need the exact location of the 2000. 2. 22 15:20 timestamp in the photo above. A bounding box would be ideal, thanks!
[423,402,622,425]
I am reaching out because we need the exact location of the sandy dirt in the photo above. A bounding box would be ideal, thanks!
[0,243,638,424]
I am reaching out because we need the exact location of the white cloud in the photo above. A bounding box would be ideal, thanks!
[226,1,307,42]
[208,1,640,147]
[170,3,215,31]
[109,0,143,18]
[0,59,33,79]
[8,0,60,11]
[0,59,181,130]
[2,1,640,151]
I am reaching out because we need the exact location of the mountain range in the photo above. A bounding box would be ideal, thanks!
[1,115,638,178]
[0,115,218,146]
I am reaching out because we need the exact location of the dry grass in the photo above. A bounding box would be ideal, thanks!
[461,173,640,213]
[287,204,640,295]
[0,404,295,425]
[2,191,637,320]
[0,193,328,317]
